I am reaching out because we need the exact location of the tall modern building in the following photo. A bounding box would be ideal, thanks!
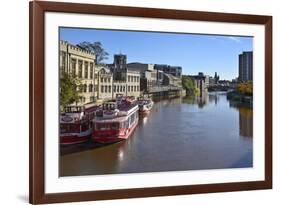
[239,51,253,82]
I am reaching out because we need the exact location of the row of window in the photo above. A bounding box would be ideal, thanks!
[100,77,111,83]
[76,84,140,94]
[70,58,94,79]
[78,84,97,93]
[127,75,139,82]
[100,85,140,93]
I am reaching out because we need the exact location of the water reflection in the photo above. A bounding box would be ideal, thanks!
[60,92,253,176]
[229,100,253,137]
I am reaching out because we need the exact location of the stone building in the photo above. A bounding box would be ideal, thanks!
[59,40,96,104]
[108,54,141,98]
[127,62,157,92]
[163,73,182,87]
[188,72,208,97]
[95,66,113,100]
[125,70,141,97]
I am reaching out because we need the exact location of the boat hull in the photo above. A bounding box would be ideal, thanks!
[93,120,138,144]
[139,108,151,114]
[60,129,92,145]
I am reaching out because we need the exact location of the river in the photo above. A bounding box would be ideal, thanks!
[60,91,253,176]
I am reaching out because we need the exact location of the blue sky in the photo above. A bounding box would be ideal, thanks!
[60,27,253,80]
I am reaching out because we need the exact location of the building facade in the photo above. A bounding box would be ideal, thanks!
[239,51,253,82]
[95,66,113,100]
[108,54,141,98]
[154,64,182,78]
[127,62,157,92]
[60,41,184,104]
[188,72,208,97]
[163,73,182,87]
[59,40,96,104]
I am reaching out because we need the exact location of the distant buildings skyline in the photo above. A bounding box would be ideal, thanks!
[60,28,253,81]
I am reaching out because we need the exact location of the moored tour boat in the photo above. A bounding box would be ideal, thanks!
[92,96,139,144]
[60,105,100,145]
[137,96,154,114]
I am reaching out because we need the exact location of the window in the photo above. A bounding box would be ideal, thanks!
[123,86,125,92]
[101,85,104,93]
[83,84,87,93]
[71,59,76,76]
[96,123,110,131]
[105,85,108,93]
[128,75,130,82]
[128,86,130,92]
[108,78,111,83]
[90,63,93,79]
[104,78,107,83]
[61,51,66,72]
[78,60,83,78]
[117,86,119,92]
[79,84,83,92]
[112,122,120,130]
[89,84,93,92]
[84,62,89,79]
[108,85,111,93]
[113,85,116,92]
[134,86,136,91]
[137,86,139,91]
[101,77,103,82]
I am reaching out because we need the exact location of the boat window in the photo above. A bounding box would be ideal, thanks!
[121,121,128,128]
[61,124,80,133]
[112,122,120,130]
[60,124,68,134]
[96,123,110,131]
[81,122,89,132]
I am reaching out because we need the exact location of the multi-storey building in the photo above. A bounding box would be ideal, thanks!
[127,62,157,92]
[163,73,182,87]
[95,66,113,100]
[108,54,141,98]
[59,40,96,104]
[154,64,182,78]
[239,51,253,82]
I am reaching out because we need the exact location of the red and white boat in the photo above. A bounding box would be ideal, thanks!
[92,96,139,143]
[60,105,100,145]
[137,96,154,114]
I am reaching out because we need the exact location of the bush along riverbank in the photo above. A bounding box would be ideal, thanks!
[227,82,253,105]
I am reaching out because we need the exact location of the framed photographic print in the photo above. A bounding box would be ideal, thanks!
[29,1,272,204]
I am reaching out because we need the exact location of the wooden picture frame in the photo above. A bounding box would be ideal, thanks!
[29,1,272,204]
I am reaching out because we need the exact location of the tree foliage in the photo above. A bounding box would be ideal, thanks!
[60,72,81,109]
[182,76,197,95]
[237,82,253,95]
[77,41,109,64]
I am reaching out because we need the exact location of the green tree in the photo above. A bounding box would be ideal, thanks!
[60,72,81,109]
[77,41,109,64]
[182,76,196,95]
